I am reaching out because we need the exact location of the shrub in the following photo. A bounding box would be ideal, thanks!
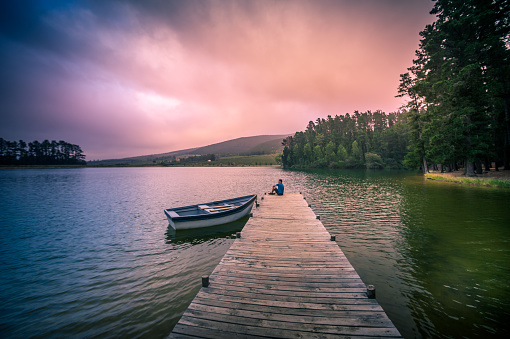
[365,153,385,169]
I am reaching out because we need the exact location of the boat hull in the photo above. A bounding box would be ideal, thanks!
[165,195,256,230]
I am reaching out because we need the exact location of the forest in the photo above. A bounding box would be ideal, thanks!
[281,111,409,169]
[282,0,509,174]
[397,0,509,174]
[0,138,86,165]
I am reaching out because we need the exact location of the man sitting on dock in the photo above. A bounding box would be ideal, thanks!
[270,179,284,195]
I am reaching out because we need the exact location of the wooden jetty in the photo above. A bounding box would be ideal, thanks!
[170,193,402,338]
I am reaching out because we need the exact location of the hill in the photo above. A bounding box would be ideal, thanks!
[193,135,288,156]
[88,134,289,166]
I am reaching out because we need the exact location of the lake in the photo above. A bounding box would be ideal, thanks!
[0,167,509,338]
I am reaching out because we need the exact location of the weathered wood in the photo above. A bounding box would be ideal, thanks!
[367,284,376,299]
[191,297,387,318]
[201,284,367,298]
[201,275,209,287]
[169,193,402,338]
[209,279,366,293]
[209,275,366,287]
[195,292,386,310]
[214,266,363,279]
[186,304,397,328]
[177,316,402,338]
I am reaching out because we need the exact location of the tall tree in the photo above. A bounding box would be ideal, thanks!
[0,138,86,165]
[399,0,510,174]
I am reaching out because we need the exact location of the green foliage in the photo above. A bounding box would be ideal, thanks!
[351,140,362,162]
[337,144,348,161]
[398,0,510,171]
[281,111,409,169]
[177,154,216,163]
[325,141,336,163]
[213,154,280,166]
[274,153,282,165]
[426,173,510,189]
[365,153,385,169]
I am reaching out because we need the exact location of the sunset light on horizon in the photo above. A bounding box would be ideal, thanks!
[0,0,435,160]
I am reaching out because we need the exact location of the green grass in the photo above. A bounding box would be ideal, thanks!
[425,173,510,188]
[213,154,280,166]
[154,154,281,167]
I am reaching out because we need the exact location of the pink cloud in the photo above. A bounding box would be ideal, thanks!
[1,0,435,159]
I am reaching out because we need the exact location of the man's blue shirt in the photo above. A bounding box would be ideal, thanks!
[276,183,284,195]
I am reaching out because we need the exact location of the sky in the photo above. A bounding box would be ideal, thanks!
[0,0,435,160]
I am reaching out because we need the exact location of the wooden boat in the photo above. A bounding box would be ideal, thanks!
[164,194,257,230]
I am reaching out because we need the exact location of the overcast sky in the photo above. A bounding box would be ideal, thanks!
[0,0,435,160]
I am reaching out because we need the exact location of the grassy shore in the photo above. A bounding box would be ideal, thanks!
[425,170,510,188]
[156,154,280,167]
[212,154,279,166]
[89,153,281,167]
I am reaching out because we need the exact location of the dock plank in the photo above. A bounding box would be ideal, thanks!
[169,193,402,338]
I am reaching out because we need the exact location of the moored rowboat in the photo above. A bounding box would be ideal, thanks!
[164,194,257,230]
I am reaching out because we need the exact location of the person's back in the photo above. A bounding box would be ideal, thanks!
[270,179,284,195]
[276,180,284,195]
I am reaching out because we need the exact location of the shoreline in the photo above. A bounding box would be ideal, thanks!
[0,164,281,169]
[0,165,88,169]
[425,170,510,188]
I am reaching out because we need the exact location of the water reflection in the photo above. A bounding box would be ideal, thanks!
[296,169,510,338]
[398,180,510,338]
[165,216,249,245]
[2,168,508,339]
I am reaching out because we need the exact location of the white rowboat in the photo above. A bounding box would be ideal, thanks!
[164,195,257,230]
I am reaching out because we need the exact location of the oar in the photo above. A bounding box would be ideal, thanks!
[200,204,233,210]
[207,206,236,212]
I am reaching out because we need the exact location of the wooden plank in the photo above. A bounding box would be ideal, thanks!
[214,266,363,278]
[169,193,402,338]
[198,286,368,302]
[194,293,386,310]
[171,324,268,339]
[201,284,367,297]
[216,261,358,270]
[213,264,358,274]
[186,303,397,327]
[210,269,365,282]
[177,316,402,338]
[208,280,366,293]
[191,297,387,318]
[209,275,366,288]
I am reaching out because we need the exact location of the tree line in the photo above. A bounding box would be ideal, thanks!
[397,0,509,174]
[0,138,86,165]
[281,111,409,169]
[282,0,509,174]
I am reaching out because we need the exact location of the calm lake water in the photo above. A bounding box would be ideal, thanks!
[0,167,509,338]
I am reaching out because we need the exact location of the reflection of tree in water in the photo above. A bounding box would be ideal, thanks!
[165,216,249,245]
[397,181,510,339]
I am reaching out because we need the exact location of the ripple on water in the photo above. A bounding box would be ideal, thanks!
[1,168,509,338]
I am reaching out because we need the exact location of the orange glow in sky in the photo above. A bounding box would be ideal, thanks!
[0,0,435,160]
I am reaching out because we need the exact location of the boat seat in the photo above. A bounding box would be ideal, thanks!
[167,210,179,218]
[199,205,211,213]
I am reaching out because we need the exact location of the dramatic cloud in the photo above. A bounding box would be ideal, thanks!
[0,0,434,159]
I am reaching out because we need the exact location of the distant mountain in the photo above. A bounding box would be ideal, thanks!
[192,135,289,156]
[88,134,289,165]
